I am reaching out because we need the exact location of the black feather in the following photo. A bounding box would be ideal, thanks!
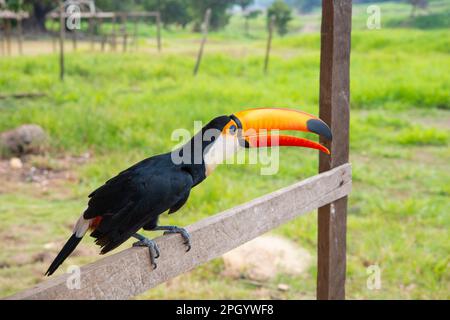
[45,116,231,274]
[82,153,197,254]
[45,234,82,276]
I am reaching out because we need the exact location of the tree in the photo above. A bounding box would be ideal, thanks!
[285,0,319,13]
[408,0,428,17]
[190,0,235,32]
[6,0,54,32]
[236,0,255,35]
[142,0,192,28]
[267,0,292,36]
[244,10,261,36]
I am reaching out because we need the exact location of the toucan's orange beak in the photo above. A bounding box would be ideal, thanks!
[230,108,332,154]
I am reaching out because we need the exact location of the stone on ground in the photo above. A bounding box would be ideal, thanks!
[0,124,47,157]
[222,235,312,281]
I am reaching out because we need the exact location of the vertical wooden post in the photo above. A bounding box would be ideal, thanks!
[193,8,211,76]
[100,17,106,52]
[89,17,95,51]
[156,12,161,52]
[72,31,77,51]
[0,21,4,56]
[111,15,117,51]
[0,19,4,56]
[133,18,138,50]
[17,17,23,55]
[51,18,57,53]
[121,13,127,53]
[59,2,65,81]
[317,0,352,300]
[52,34,57,53]
[264,15,275,74]
[5,19,11,56]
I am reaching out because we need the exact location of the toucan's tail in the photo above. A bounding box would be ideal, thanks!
[45,234,82,276]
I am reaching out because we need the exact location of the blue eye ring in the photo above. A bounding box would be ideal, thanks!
[229,125,237,135]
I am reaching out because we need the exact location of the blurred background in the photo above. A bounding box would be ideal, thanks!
[0,0,448,299]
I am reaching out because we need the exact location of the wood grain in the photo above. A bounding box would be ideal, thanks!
[317,0,352,300]
[7,164,351,300]
[264,15,275,74]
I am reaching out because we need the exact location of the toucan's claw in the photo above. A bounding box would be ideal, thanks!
[132,234,160,269]
[154,226,191,252]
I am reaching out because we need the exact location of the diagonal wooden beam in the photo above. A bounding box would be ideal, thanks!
[7,164,351,300]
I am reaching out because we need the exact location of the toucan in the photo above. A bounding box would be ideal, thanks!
[46,108,332,275]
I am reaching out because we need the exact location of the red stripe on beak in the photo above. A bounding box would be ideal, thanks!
[247,134,330,155]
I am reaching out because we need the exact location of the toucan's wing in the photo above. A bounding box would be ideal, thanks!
[83,154,194,254]
[84,156,158,219]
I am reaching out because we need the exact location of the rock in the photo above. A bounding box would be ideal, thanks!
[32,252,54,264]
[277,283,290,291]
[222,235,312,281]
[11,253,31,266]
[0,124,47,157]
[43,242,57,250]
[9,157,23,169]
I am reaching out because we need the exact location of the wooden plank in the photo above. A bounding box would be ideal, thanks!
[7,164,351,300]
[0,92,46,99]
[193,8,211,76]
[317,0,352,300]
[47,12,158,19]
[0,10,29,19]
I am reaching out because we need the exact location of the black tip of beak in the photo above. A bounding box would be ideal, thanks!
[307,119,332,141]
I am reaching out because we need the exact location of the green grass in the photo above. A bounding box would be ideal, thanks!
[1,3,450,299]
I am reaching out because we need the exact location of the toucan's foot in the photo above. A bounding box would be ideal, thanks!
[132,233,160,269]
[154,226,191,252]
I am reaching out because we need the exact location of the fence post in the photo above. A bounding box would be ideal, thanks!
[111,14,117,51]
[17,16,23,55]
[89,17,95,51]
[59,2,65,81]
[193,8,211,76]
[156,12,161,52]
[5,18,11,56]
[100,17,107,52]
[264,15,275,74]
[0,20,4,56]
[121,13,128,52]
[133,17,139,50]
[317,0,352,300]
[72,30,77,51]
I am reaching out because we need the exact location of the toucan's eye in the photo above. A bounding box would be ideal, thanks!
[229,125,237,135]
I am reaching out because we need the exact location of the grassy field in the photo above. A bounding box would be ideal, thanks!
[0,2,449,299]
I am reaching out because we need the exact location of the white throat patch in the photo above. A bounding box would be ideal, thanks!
[203,134,242,176]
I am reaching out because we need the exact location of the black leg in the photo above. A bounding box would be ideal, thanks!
[153,226,191,252]
[132,233,160,269]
